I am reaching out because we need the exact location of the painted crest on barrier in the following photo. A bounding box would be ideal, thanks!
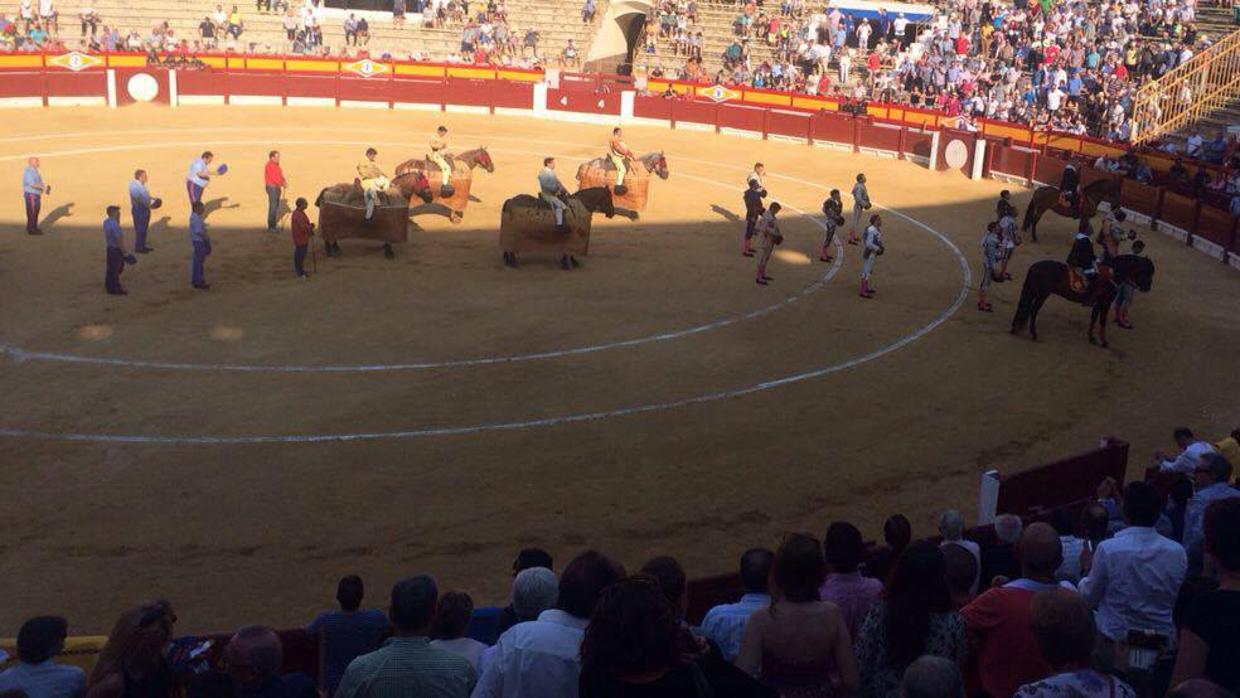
[345,59,389,78]
[697,84,739,103]
[48,51,103,72]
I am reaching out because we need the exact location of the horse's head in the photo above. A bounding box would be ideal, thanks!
[401,171,434,203]
[476,146,495,173]
[648,151,670,180]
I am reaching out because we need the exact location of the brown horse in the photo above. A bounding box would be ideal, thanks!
[576,151,669,213]
[1021,177,1120,241]
[1009,255,1155,348]
[314,175,432,259]
[499,187,615,269]
[393,147,495,223]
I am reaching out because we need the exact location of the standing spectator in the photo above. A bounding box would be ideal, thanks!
[77,0,95,36]
[0,616,86,698]
[1157,428,1217,474]
[211,3,227,33]
[736,533,860,697]
[978,514,1023,589]
[222,626,316,698]
[336,576,476,698]
[474,550,625,698]
[281,8,296,44]
[855,542,965,697]
[900,656,964,698]
[698,548,773,663]
[307,575,389,698]
[226,5,243,39]
[487,567,559,647]
[430,593,488,674]
[355,16,368,46]
[865,514,912,582]
[1170,499,1240,693]
[1184,454,1240,567]
[343,13,356,45]
[289,197,312,279]
[102,205,133,296]
[961,523,1067,698]
[129,169,156,254]
[38,0,55,34]
[939,510,980,591]
[495,548,555,637]
[1079,481,1188,672]
[819,521,883,638]
[1014,591,1136,698]
[22,156,47,235]
[264,150,287,233]
[189,201,211,290]
[581,0,594,23]
[87,601,178,698]
[199,15,216,47]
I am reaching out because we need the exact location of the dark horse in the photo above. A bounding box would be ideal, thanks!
[1010,254,1155,348]
[1021,177,1120,242]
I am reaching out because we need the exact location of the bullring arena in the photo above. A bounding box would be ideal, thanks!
[1,62,1239,634]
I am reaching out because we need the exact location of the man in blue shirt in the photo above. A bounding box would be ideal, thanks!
[129,169,159,253]
[22,156,48,235]
[308,576,390,697]
[698,548,774,662]
[187,150,215,204]
[0,616,86,698]
[103,205,135,295]
[190,201,211,289]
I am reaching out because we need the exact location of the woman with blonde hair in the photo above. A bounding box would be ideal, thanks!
[87,601,179,698]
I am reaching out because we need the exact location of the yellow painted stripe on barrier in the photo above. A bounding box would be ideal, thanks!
[105,55,147,67]
[198,56,228,69]
[901,111,938,126]
[246,58,285,71]
[0,636,108,673]
[743,91,791,107]
[395,63,445,77]
[792,96,833,111]
[982,123,1032,141]
[446,67,496,79]
[0,54,46,68]
[865,105,889,119]
[285,59,338,72]
[496,70,541,82]
[1080,140,1124,158]
[226,56,246,70]
[1046,134,1082,151]
[886,107,904,121]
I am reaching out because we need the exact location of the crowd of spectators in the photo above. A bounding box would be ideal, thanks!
[1,425,1239,698]
[638,0,1229,146]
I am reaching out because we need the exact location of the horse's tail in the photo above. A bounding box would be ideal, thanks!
[1011,271,1038,332]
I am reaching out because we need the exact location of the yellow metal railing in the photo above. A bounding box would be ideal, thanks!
[1131,28,1240,144]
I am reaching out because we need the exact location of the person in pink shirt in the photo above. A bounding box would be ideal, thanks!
[818,521,883,638]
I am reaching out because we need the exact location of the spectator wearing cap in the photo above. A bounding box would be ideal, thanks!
[1171,499,1240,693]
[494,548,554,638]
[978,514,1023,590]
[1080,481,1187,670]
[900,656,964,698]
[336,576,475,698]
[1013,591,1136,698]
[1184,454,1240,567]
[307,575,389,698]
[473,550,624,698]
[0,616,86,698]
[223,626,316,698]
[699,548,774,662]
[430,593,488,674]
[819,521,883,638]
[1158,428,1217,475]
[962,523,1069,698]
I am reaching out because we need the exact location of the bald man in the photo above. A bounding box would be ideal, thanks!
[224,626,316,698]
[22,156,48,235]
[961,522,1074,698]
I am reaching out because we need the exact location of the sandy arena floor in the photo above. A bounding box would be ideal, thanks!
[0,105,1237,633]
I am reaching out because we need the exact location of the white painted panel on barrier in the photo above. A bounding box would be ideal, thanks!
[768,134,808,144]
[493,107,535,117]
[106,68,117,108]
[629,117,672,128]
[229,95,282,106]
[858,147,898,159]
[393,102,442,111]
[812,140,853,152]
[674,121,714,132]
[719,128,762,140]
[168,69,178,108]
[1192,236,1224,259]
[286,96,335,107]
[178,95,227,106]
[620,90,635,122]
[48,96,106,107]
[445,104,489,114]
[0,97,44,108]
[340,100,389,109]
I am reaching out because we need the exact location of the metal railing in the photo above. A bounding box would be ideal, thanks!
[1131,28,1240,144]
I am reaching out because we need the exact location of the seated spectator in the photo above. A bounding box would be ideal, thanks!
[939,510,979,591]
[579,577,776,698]
[307,575,389,697]
[699,548,774,662]
[430,593,488,674]
[336,576,475,698]
[474,550,625,697]
[1080,481,1187,672]
[978,514,1023,589]
[855,541,964,697]
[900,655,964,698]
[1171,498,1240,693]
[0,616,86,698]
[1158,428,1217,474]
[1050,508,1085,584]
[87,601,178,698]
[864,514,912,582]
[737,533,859,697]
[1185,454,1240,565]
[942,543,979,609]
[222,626,316,698]
[819,521,883,637]
[496,548,554,637]
[1014,590,1136,698]
[962,523,1067,698]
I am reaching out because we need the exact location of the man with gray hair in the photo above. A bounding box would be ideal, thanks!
[900,655,964,698]
[511,567,558,624]
[223,626,316,698]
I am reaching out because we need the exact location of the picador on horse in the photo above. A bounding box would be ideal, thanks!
[538,157,571,234]
[1059,162,1080,215]
[1066,216,1112,302]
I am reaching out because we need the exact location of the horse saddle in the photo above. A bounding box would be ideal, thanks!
[599,156,631,173]
[425,153,456,173]
[1068,268,1090,295]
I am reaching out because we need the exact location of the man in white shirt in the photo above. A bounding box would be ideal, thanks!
[1183,454,1240,567]
[698,548,774,662]
[473,551,624,698]
[0,616,86,698]
[1185,132,1204,160]
[1157,427,1216,474]
[1079,481,1187,668]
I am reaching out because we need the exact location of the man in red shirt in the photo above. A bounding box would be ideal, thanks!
[961,522,1069,698]
[290,196,314,278]
[264,150,288,233]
